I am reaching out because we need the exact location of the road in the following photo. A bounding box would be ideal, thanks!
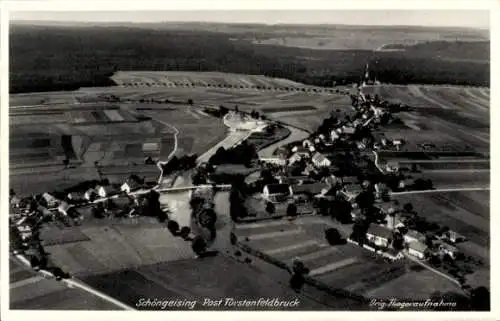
[9,255,129,310]
[390,187,490,196]
[403,253,461,286]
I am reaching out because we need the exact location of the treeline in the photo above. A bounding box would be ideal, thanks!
[10,25,490,93]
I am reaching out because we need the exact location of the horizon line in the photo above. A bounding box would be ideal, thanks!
[9,20,490,31]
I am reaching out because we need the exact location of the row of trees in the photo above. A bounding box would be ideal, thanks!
[161,154,198,175]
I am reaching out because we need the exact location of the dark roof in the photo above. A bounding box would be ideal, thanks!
[292,183,329,195]
[341,176,358,185]
[124,179,141,189]
[113,196,132,208]
[264,184,291,195]
[367,224,392,239]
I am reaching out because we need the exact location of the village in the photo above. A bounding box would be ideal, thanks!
[9,78,482,297]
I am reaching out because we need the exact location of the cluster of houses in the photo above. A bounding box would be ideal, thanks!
[359,202,466,262]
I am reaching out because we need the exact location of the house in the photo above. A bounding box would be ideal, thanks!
[288,153,303,166]
[374,183,388,199]
[57,201,75,216]
[67,192,85,203]
[42,193,58,208]
[302,139,313,148]
[303,164,317,176]
[398,178,415,190]
[438,242,459,259]
[292,183,329,197]
[121,176,144,194]
[260,157,287,167]
[351,208,363,221]
[10,196,21,208]
[408,241,428,260]
[262,184,293,203]
[385,161,400,173]
[366,224,393,248]
[282,176,311,185]
[445,230,467,243]
[324,175,339,187]
[356,142,366,150]
[308,145,316,153]
[291,146,310,157]
[385,213,403,230]
[330,130,340,141]
[404,230,426,244]
[393,140,403,151]
[97,185,118,198]
[343,126,356,135]
[312,152,332,168]
[378,202,399,215]
[343,183,363,200]
[17,225,32,241]
[84,188,98,201]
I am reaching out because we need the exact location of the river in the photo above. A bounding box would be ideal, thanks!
[258,126,310,158]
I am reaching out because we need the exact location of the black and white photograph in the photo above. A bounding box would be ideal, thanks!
[1,0,496,317]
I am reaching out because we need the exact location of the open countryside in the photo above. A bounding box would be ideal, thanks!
[9,18,490,312]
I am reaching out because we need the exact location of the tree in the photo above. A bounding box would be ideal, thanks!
[187,99,194,105]
[470,286,490,311]
[392,232,404,250]
[63,157,69,168]
[266,202,275,215]
[91,205,105,219]
[286,203,298,217]
[325,228,342,245]
[192,236,207,256]
[179,226,191,240]
[167,220,180,235]
[403,202,414,214]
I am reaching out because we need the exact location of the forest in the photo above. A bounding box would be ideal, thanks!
[10,25,490,93]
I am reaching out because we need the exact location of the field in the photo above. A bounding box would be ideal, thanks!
[234,216,462,300]
[103,71,354,132]
[364,85,489,149]
[9,256,121,310]
[367,84,490,190]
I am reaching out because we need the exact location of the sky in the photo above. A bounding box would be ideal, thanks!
[9,10,490,29]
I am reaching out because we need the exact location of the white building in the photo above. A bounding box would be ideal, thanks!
[262,184,293,203]
[84,188,97,201]
[57,201,74,216]
[366,224,393,248]
[97,185,118,198]
[439,243,459,259]
[260,157,287,167]
[42,193,58,208]
[312,152,332,168]
[330,130,340,141]
[404,230,426,244]
[385,161,400,173]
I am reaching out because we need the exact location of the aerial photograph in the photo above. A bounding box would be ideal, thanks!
[6,7,491,313]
